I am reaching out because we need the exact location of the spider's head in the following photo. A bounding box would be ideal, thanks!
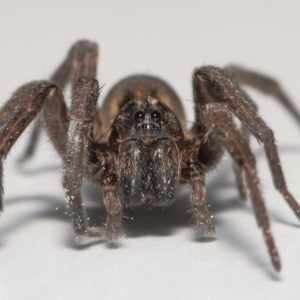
[109,96,183,147]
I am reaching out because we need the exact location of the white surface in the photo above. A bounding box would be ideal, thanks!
[0,1,300,299]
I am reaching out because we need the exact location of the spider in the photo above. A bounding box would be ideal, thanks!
[0,41,300,272]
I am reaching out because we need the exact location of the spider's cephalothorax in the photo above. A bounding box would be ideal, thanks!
[110,96,183,207]
[1,40,300,272]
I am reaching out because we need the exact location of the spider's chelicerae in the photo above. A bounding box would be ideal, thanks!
[1,41,300,272]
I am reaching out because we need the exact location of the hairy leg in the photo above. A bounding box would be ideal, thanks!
[190,171,215,235]
[193,66,300,221]
[201,102,281,271]
[63,77,103,237]
[224,64,300,124]
[0,81,60,210]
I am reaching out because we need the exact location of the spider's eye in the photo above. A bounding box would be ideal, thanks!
[151,111,161,122]
[134,111,145,122]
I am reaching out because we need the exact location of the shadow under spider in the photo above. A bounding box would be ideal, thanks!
[0,162,248,251]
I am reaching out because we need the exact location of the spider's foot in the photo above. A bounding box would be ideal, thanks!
[193,205,216,235]
[196,217,217,236]
[105,213,124,242]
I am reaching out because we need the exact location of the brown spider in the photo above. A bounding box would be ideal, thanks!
[0,41,300,272]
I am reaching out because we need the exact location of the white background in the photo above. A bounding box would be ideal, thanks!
[0,1,300,299]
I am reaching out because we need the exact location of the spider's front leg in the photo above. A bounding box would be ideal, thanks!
[63,77,105,238]
[63,75,122,240]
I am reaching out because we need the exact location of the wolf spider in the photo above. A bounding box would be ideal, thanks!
[0,41,300,272]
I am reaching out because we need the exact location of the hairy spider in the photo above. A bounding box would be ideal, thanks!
[0,41,300,272]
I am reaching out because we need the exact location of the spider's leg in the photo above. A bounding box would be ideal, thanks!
[63,77,122,241]
[224,65,300,124]
[17,117,41,163]
[19,40,98,162]
[51,40,98,92]
[41,86,69,156]
[194,67,300,221]
[63,77,104,238]
[201,102,281,271]
[0,81,60,211]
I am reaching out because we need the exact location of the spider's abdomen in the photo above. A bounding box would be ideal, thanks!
[116,139,181,207]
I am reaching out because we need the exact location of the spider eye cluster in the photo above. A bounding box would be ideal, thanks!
[134,111,161,123]
[134,110,162,132]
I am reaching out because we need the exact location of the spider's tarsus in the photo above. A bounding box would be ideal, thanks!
[272,255,281,272]
[262,227,281,272]
[197,219,217,236]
